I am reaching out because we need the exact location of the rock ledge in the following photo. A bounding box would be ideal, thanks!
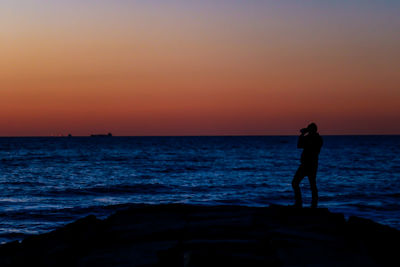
[0,204,399,266]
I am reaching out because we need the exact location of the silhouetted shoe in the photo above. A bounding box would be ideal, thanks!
[291,203,303,208]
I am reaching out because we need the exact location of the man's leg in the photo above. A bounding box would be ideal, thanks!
[292,166,305,207]
[308,171,318,208]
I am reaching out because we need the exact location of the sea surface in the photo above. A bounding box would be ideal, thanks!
[1,136,399,243]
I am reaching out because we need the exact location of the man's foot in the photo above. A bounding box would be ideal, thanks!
[292,203,303,208]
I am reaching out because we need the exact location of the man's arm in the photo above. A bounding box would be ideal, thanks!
[297,134,305,148]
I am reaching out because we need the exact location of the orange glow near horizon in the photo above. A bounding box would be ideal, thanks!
[1,1,400,136]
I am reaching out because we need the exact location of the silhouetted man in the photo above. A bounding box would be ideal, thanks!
[292,123,323,208]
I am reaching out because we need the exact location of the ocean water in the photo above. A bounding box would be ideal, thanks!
[0,136,399,243]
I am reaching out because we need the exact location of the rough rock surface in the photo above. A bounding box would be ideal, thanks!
[0,204,399,266]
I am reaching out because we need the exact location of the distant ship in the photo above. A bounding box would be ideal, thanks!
[90,133,113,137]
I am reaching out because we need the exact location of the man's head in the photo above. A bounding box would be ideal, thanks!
[307,123,318,134]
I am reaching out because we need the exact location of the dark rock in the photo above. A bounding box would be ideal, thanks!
[0,204,399,266]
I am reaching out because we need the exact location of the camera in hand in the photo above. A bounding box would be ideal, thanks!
[300,128,308,134]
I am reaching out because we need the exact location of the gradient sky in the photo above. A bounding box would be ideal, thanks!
[1,0,399,136]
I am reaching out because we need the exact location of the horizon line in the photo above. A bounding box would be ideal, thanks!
[1,134,399,138]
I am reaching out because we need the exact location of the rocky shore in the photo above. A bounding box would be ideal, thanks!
[0,204,399,266]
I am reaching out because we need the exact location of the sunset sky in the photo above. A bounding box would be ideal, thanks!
[1,0,399,136]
